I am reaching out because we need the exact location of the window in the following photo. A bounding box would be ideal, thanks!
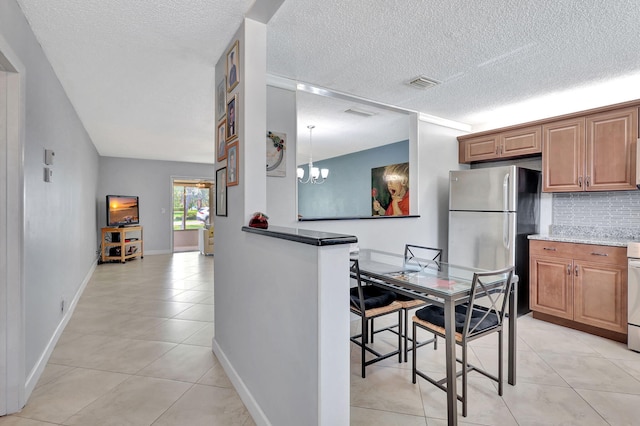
[173,181,212,230]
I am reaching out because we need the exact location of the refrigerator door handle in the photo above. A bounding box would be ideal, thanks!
[503,213,510,249]
[503,173,510,249]
[503,173,510,212]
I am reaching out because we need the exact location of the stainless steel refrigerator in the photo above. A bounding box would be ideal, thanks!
[448,165,541,315]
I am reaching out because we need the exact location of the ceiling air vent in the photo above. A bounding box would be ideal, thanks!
[407,75,440,89]
[344,107,377,117]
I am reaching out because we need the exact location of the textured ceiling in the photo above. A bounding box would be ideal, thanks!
[16,0,640,164]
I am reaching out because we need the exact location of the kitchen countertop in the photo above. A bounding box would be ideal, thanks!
[528,225,640,247]
[528,234,633,247]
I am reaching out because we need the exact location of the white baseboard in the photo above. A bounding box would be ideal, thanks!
[24,260,97,398]
[212,338,270,426]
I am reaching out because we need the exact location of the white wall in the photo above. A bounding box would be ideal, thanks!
[266,85,467,259]
[266,86,298,222]
[0,0,100,402]
[98,156,214,254]
[214,19,353,425]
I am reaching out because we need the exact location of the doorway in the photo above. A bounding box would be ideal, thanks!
[172,178,214,253]
[0,40,25,415]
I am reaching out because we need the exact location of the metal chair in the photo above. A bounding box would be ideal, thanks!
[350,258,403,378]
[395,244,442,362]
[412,266,514,417]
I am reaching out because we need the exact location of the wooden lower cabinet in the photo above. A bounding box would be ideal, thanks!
[530,240,627,336]
[530,256,573,320]
[574,261,626,333]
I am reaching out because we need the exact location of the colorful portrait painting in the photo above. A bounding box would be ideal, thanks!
[371,162,409,216]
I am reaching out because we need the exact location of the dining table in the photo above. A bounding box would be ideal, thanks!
[353,248,518,426]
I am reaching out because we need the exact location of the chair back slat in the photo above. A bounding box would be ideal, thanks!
[404,244,443,271]
[350,259,366,313]
[463,266,514,339]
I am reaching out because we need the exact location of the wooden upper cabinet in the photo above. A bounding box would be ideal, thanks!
[543,107,638,192]
[542,118,585,192]
[586,107,637,191]
[501,125,542,158]
[459,134,499,163]
[458,125,541,164]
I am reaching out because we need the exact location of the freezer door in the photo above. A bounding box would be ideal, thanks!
[448,211,516,270]
[449,166,516,212]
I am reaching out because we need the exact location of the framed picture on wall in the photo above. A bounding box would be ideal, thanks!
[227,140,239,186]
[216,78,226,119]
[226,95,237,141]
[216,167,227,217]
[216,119,227,162]
[226,40,239,93]
[371,162,410,216]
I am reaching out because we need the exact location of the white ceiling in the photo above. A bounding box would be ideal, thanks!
[16,0,640,164]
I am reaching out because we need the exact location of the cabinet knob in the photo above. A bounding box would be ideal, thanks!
[590,252,608,256]
[578,176,583,187]
[575,265,579,276]
[543,247,557,251]
[567,264,571,275]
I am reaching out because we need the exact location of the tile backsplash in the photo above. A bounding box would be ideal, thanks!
[552,191,640,239]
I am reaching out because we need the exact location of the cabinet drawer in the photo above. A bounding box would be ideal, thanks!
[570,244,626,265]
[530,240,576,258]
[530,240,626,265]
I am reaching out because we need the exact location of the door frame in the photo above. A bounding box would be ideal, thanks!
[170,177,214,253]
[0,34,25,415]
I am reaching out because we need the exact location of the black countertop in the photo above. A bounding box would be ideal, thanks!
[242,225,357,246]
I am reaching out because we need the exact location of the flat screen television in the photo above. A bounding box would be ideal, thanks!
[106,195,139,227]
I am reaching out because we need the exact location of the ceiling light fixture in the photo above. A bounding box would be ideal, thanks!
[297,125,329,184]
[407,75,440,90]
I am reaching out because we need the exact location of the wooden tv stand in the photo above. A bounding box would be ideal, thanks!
[101,226,144,263]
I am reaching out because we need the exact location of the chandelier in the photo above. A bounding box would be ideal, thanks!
[297,125,329,184]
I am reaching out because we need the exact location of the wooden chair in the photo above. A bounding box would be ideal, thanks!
[396,244,442,362]
[350,258,402,378]
[412,266,514,417]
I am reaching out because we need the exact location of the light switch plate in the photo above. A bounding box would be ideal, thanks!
[44,149,55,165]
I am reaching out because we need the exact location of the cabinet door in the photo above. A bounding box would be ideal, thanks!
[574,261,627,333]
[530,256,573,319]
[500,125,542,158]
[459,134,499,163]
[542,118,585,192]
[586,107,638,191]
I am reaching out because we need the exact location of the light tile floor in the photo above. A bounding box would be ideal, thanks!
[2,252,639,425]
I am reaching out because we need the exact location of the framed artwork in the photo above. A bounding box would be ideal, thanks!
[216,119,227,162]
[216,78,226,119]
[371,162,410,217]
[266,131,286,177]
[226,40,239,93]
[227,140,239,186]
[216,167,227,217]
[226,95,237,141]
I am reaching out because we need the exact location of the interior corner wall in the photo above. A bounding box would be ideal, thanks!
[97,156,214,254]
[0,0,101,399]
[265,89,467,258]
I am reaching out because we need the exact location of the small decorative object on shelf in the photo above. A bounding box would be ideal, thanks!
[249,212,269,229]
